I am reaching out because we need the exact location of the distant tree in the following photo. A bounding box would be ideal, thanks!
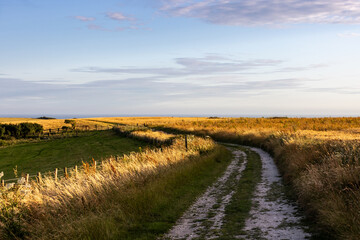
[19,123,32,138]
[0,123,43,139]
[0,127,4,138]
[37,116,56,119]
[33,123,44,135]
[3,124,21,138]
[64,119,76,129]
[19,123,43,137]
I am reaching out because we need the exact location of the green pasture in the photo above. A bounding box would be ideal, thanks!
[0,130,147,180]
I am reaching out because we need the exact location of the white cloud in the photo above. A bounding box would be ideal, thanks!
[72,55,284,77]
[74,16,95,22]
[106,12,134,21]
[159,0,360,26]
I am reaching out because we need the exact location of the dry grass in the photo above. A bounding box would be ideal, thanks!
[0,131,215,239]
[90,117,360,239]
[4,116,360,238]
[130,130,175,142]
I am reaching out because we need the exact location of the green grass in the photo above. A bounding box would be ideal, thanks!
[61,146,233,240]
[0,130,147,179]
[219,146,262,239]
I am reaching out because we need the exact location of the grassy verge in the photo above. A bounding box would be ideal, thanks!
[219,146,262,239]
[0,130,147,179]
[26,145,232,239]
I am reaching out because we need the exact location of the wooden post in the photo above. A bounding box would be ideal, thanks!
[64,167,68,179]
[74,165,78,179]
[54,168,58,182]
[1,180,4,187]
[37,172,42,183]
[26,174,29,184]
[94,161,97,172]
[185,135,188,151]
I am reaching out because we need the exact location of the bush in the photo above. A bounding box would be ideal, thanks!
[0,123,43,139]
[64,120,76,129]
[0,127,4,138]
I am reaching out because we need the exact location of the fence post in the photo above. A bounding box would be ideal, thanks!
[1,180,4,187]
[26,174,29,184]
[94,161,97,172]
[37,172,42,184]
[64,167,68,179]
[185,135,188,151]
[74,165,78,179]
[55,168,58,182]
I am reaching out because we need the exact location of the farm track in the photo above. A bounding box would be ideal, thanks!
[163,145,310,240]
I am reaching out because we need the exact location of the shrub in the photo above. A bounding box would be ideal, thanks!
[64,120,76,129]
[0,123,43,139]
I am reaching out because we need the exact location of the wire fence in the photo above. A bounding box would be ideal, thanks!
[2,160,104,187]
[1,127,190,189]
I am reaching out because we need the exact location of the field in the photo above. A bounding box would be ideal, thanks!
[0,122,231,239]
[0,118,112,131]
[0,130,147,180]
[86,117,360,239]
[1,116,360,239]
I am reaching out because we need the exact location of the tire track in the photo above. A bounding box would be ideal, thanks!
[163,148,247,240]
[238,147,310,240]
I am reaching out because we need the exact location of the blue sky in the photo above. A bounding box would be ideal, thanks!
[1,0,360,117]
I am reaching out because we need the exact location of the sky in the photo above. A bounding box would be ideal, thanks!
[1,0,360,117]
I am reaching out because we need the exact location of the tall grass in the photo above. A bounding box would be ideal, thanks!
[113,126,175,146]
[0,132,216,239]
[93,117,360,239]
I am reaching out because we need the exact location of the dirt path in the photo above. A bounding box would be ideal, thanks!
[238,147,310,239]
[163,145,310,240]
[163,148,247,239]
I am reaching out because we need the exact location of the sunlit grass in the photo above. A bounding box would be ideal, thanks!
[0,130,217,239]
[90,117,360,239]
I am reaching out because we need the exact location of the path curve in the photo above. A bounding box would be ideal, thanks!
[163,145,310,240]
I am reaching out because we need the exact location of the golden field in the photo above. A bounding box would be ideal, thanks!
[2,116,360,239]
[0,118,111,131]
[87,116,360,239]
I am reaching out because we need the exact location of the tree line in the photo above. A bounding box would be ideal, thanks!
[0,123,44,139]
